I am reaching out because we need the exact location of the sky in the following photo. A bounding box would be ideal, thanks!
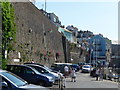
[35,1,118,44]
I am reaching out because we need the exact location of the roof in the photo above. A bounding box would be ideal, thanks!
[54,63,72,65]
[0,69,7,73]
[26,64,44,68]
[59,27,72,33]
[7,64,36,69]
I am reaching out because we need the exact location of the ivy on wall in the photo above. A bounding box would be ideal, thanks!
[1,1,16,69]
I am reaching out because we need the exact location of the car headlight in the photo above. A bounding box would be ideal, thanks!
[47,76,54,82]
[49,78,54,82]
[113,74,115,76]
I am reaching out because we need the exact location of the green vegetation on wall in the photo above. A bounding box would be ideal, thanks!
[1,1,16,69]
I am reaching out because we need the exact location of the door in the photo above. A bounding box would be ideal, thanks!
[21,67,37,84]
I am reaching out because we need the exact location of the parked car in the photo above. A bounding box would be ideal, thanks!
[51,63,72,75]
[108,71,119,81]
[0,69,49,90]
[6,65,55,87]
[25,63,59,73]
[78,62,86,69]
[104,69,120,81]
[70,64,80,72]
[81,65,93,73]
[25,64,60,83]
[90,67,97,77]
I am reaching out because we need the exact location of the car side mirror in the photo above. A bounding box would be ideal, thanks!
[2,82,8,88]
[31,72,35,75]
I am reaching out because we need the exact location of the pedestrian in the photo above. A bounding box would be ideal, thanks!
[95,68,100,81]
[62,76,66,88]
[64,65,69,78]
[99,67,103,81]
[70,68,76,82]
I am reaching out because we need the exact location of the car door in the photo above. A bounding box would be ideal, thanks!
[21,67,37,84]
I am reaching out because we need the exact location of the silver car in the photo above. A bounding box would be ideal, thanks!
[0,69,49,90]
[82,65,93,73]
[26,64,60,82]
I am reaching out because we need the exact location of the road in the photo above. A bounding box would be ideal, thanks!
[64,71,118,88]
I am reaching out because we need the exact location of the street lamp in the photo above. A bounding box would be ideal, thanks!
[29,28,32,61]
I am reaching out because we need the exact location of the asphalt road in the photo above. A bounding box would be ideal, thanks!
[64,71,118,88]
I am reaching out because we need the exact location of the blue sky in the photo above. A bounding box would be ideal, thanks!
[35,1,118,43]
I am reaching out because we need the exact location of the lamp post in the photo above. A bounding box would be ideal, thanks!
[29,28,32,62]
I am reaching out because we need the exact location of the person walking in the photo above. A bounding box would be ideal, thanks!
[96,68,100,81]
[70,68,76,82]
[99,67,103,81]
[64,65,69,78]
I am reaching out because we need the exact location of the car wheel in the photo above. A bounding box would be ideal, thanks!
[38,81,45,86]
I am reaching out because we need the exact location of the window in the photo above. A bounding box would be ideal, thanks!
[32,66,48,73]
[8,66,21,73]
[14,66,21,73]
[23,67,34,74]
[2,72,27,87]
[53,18,56,23]
[2,76,12,88]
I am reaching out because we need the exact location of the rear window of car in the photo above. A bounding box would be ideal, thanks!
[83,66,91,68]
[2,72,26,86]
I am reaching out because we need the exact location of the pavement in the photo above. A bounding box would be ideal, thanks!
[65,71,118,88]
[50,71,119,89]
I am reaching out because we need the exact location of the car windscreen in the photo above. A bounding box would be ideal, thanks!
[72,64,79,67]
[2,72,27,87]
[44,66,52,72]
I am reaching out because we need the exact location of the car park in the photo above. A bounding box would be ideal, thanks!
[6,65,55,87]
[81,65,93,73]
[25,64,60,83]
[0,69,49,90]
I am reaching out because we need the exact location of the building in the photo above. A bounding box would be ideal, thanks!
[40,9,61,27]
[88,34,112,66]
[77,30,94,48]
[47,13,61,27]
[77,30,93,42]
[66,25,78,44]
[110,44,120,68]
[58,27,73,43]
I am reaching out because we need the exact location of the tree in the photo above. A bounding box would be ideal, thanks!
[1,1,16,69]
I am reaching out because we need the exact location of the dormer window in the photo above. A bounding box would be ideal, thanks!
[53,18,56,23]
